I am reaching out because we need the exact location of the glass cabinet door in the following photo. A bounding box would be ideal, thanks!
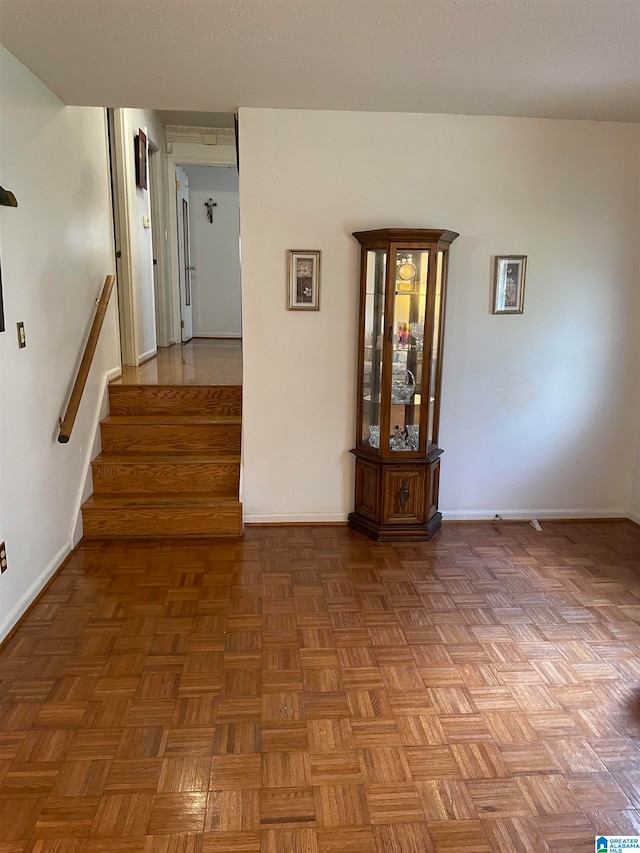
[388,248,429,453]
[427,250,445,448]
[361,249,387,450]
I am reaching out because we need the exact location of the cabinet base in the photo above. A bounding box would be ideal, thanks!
[348,511,442,542]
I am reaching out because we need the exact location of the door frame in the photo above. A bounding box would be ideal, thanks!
[111,108,138,365]
[166,145,236,348]
[109,108,171,364]
[148,140,172,349]
[174,167,194,342]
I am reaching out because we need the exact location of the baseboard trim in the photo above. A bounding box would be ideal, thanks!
[244,512,349,524]
[246,521,349,528]
[138,348,157,365]
[441,508,628,522]
[628,510,640,526]
[245,509,627,525]
[0,540,71,647]
[106,366,122,383]
[192,334,242,340]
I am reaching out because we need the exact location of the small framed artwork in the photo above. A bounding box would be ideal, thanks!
[135,129,147,190]
[288,250,320,310]
[492,255,527,314]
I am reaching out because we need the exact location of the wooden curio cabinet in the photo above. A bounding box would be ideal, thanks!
[348,228,458,541]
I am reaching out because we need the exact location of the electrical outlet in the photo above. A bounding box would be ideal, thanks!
[17,322,26,348]
[0,542,7,574]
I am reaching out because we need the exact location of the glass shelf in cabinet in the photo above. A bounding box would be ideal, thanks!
[389,393,422,405]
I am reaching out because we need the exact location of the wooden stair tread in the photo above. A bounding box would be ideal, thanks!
[83,494,240,507]
[108,384,242,398]
[93,452,240,464]
[109,383,242,390]
[102,414,242,425]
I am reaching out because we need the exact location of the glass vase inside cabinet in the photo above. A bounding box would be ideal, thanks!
[349,228,458,541]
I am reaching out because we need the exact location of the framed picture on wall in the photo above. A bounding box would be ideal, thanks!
[135,128,147,190]
[492,255,527,314]
[287,250,320,310]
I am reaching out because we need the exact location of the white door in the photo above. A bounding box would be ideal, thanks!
[175,166,193,342]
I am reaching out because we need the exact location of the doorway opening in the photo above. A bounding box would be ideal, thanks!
[171,164,242,348]
[148,140,168,352]
[106,108,241,381]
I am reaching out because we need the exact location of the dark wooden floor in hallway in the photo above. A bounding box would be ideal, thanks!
[0,520,639,852]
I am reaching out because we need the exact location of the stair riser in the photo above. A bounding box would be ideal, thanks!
[88,383,244,537]
[92,461,240,494]
[82,505,242,537]
[109,385,241,417]
[101,424,241,454]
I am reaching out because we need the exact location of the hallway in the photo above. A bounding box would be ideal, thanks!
[114,339,243,387]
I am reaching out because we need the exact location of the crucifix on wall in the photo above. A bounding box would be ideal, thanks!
[205,198,217,223]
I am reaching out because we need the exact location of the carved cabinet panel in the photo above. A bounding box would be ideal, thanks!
[354,458,379,520]
[383,469,425,524]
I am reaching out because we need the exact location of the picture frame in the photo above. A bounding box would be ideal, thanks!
[135,129,147,190]
[492,255,527,314]
[287,250,320,310]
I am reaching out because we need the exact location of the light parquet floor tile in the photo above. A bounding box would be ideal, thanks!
[0,520,638,850]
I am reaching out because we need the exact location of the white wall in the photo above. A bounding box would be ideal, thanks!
[115,108,168,360]
[238,108,640,523]
[0,46,119,639]
[183,165,241,337]
[630,428,640,524]
[630,274,640,525]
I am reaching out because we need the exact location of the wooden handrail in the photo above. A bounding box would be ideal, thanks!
[58,275,116,444]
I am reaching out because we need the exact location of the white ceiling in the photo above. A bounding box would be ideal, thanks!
[1,0,639,122]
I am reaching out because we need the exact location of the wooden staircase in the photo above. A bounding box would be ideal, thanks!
[81,384,242,537]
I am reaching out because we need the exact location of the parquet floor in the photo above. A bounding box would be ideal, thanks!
[1,520,639,852]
